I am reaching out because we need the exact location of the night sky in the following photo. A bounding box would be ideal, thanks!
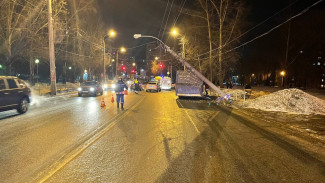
[97,0,324,60]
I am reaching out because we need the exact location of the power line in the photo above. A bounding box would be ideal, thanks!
[172,0,187,27]
[161,0,175,40]
[158,0,170,39]
[197,0,323,58]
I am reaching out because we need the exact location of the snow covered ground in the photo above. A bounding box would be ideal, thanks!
[244,88,325,115]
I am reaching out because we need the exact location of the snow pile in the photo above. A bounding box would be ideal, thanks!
[244,89,325,115]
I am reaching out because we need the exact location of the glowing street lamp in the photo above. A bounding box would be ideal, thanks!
[171,27,179,37]
[120,47,126,53]
[103,29,117,83]
[35,59,40,83]
[109,29,116,38]
[155,56,159,60]
[280,70,286,87]
[170,27,186,70]
[116,47,126,78]
[132,62,136,66]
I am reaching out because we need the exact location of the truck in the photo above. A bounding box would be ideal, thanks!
[175,70,203,97]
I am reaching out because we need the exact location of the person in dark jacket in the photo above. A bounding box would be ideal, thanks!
[115,78,127,110]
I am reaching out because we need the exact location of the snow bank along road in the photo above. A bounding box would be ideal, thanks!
[0,91,324,182]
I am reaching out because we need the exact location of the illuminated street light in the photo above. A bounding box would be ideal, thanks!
[120,47,126,53]
[68,67,72,70]
[116,47,127,78]
[171,27,179,37]
[280,70,286,87]
[35,59,40,83]
[132,62,136,66]
[112,59,115,62]
[155,56,159,60]
[103,30,117,83]
[170,27,185,70]
[109,29,116,38]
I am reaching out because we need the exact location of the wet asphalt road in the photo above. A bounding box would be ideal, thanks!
[0,90,325,183]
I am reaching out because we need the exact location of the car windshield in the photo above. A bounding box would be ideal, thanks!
[83,81,97,86]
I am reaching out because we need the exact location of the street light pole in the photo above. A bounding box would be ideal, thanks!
[35,59,40,83]
[134,34,226,97]
[103,37,106,83]
[116,51,119,78]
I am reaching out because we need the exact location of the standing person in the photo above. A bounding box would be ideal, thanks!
[134,78,139,94]
[204,82,209,96]
[115,78,127,110]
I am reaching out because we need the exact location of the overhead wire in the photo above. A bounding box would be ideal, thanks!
[158,0,170,39]
[196,0,324,60]
[161,0,175,40]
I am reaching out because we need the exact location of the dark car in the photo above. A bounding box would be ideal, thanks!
[77,81,103,97]
[0,76,31,114]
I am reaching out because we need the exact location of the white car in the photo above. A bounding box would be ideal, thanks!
[145,81,161,92]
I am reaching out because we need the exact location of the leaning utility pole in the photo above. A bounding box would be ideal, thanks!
[48,0,57,95]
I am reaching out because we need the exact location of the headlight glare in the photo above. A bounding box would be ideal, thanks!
[77,87,82,91]
[112,84,116,88]
[90,87,95,92]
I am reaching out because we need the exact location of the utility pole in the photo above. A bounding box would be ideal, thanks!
[103,38,106,82]
[181,37,186,71]
[116,51,119,78]
[47,0,56,95]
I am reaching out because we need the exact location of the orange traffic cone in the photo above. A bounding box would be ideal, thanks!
[111,95,114,103]
[101,98,106,107]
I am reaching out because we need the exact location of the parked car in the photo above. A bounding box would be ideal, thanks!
[102,80,116,91]
[77,81,103,97]
[0,76,31,114]
[145,81,161,92]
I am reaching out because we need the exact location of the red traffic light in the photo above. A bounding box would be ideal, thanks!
[131,69,135,74]
[159,63,163,68]
[121,65,126,71]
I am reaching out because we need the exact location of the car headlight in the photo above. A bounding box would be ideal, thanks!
[90,87,95,92]
[102,84,108,89]
[112,84,116,88]
[77,87,82,91]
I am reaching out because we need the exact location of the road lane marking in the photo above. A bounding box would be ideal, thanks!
[36,94,147,183]
[176,100,200,134]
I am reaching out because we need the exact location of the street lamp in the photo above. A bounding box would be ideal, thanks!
[132,62,136,67]
[103,29,116,83]
[170,27,186,70]
[35,59,40,83]
[116,47,126,78]
[280,70,286,87]
[155,56,159,60]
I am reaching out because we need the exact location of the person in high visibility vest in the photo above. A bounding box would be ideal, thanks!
[134,78,139,94]
[115,78,127,110]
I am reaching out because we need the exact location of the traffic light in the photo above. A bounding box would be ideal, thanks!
[121,65,126,71]
[159,63,163,68]
[131,69,136,74]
